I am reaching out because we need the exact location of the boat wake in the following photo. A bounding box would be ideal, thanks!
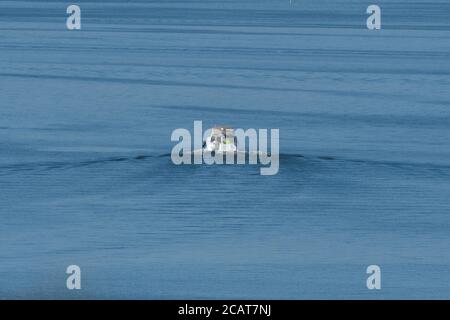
[1,152,449,177]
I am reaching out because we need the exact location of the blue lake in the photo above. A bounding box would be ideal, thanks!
[1,0,450,299]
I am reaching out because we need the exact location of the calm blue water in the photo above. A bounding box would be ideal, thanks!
[1,0,450,299]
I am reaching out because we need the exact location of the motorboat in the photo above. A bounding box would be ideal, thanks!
[203,126,237,154]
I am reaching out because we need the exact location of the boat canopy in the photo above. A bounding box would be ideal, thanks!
[212,126,234,137]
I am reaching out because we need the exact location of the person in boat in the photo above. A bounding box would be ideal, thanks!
[203,126,237,153]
